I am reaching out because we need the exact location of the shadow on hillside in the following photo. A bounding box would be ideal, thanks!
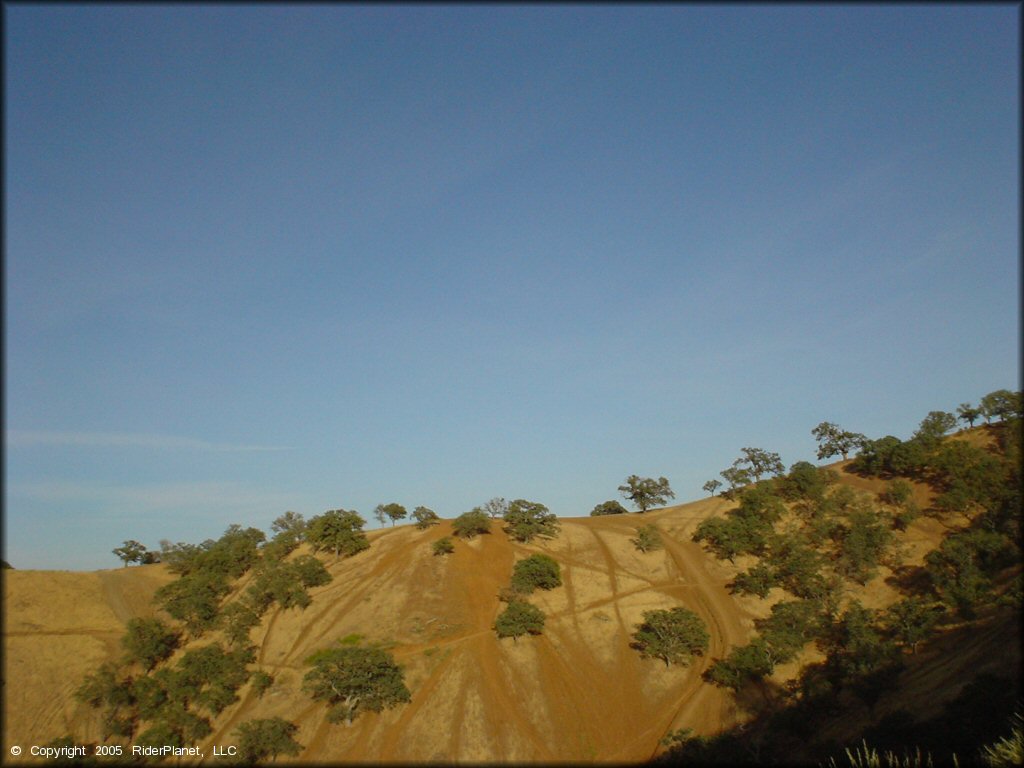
[884,563,932,596]
[654,607,1022,766]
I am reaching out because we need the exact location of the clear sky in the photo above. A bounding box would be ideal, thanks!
[4,5,1019,570]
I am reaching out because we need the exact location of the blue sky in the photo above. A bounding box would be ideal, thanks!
[5,5,1019,570]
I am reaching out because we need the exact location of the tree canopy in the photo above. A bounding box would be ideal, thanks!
[482,497,509,519]
[736,447,785,481]
[306,509,369,559]
[113,540,148,568]
[631,607,709,667]
[234,718,302,763]
[374,503,407,527]
[618,475,675,512]
[503,499,559,542]
[811,423,867,462]
[122,618,180,672]
[303,646,410,724]
[412,506,440,529]
[510,554,562,594]
[494,600,545,641]
[452,509,492,539]
[590,500,629,516]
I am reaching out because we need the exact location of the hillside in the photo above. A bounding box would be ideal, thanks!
[2,424,1020,764]
[5,497,750,762]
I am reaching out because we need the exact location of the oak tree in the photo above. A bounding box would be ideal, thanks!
[619,475,675,513]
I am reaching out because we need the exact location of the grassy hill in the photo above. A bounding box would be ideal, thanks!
[3,421,1020,764]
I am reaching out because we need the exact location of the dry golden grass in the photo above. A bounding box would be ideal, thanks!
[3,446,1017,763]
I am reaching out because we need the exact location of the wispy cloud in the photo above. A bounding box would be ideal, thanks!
[7,480,298,516]
[5,431,294,452]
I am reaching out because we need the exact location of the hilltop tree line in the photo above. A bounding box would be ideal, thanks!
[667,387,1021,765]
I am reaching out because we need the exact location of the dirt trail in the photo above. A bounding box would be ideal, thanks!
[7,463,983,763]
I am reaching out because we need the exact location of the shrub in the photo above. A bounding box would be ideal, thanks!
[879,479,914,507]
[591,500,629,516]
[510,554,562,594]
[693,514,771,563]
[883,597,944,654]
[219,600,263,647]
[452,509,492,539]
[834,508,894,585]
[632,524,663,553]
[250,670,273,698]
[432,537,454,556]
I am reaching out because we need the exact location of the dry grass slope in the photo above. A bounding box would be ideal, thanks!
[3,446,1018,763]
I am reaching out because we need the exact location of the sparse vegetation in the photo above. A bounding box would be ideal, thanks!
[432,536,454,556]
[632,524,663,553]
[482,497,509,519]
[36,388,1024,764]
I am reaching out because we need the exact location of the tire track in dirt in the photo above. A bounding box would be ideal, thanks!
[277,532,429,662]
[645,527,749,756]
[475,633,558,762]
[585,525,627,635]
[379,645,462,760]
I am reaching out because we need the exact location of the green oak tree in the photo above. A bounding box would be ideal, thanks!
[234,717,302,763]
[306,509,369,560]
[494,600,545,641]
[619,475,675,512]
[812,423,867,462]
[303,646,410,724]
[452,508,492,539]
[113,540,147,568]
[631,607,709,667]
[503,499,560,542]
